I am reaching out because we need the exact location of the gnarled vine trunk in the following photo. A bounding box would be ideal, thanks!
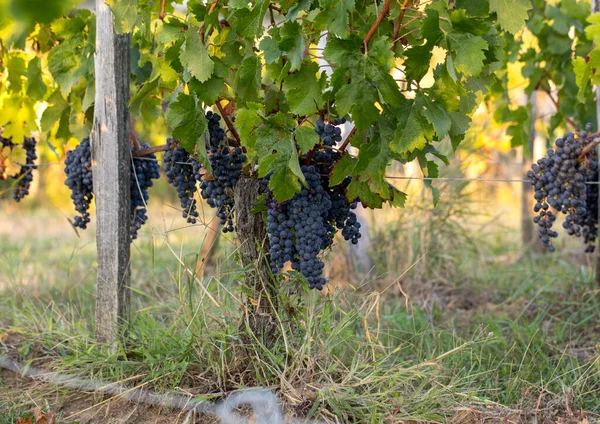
[234,175,279,344]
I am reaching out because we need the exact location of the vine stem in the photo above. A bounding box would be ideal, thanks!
[130,130,141,151]
[362,0,392,53]
[580,135,600,160]
[216,101,241,147]
[132,144,167,157]
[339,127,357,153]
[159,0,166,20]
[392,0,411,50]
[542,87,577,128]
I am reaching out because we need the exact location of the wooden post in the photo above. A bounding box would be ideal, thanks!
[593,0,600,286]
[92,0,132,343]
[522,92,541,251]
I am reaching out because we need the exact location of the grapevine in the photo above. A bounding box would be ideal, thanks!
[527,125,599,252]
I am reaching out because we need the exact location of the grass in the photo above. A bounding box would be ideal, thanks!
[1,191,600,423]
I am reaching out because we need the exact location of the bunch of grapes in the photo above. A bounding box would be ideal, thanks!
[527,125,599,252]
[198,111,247,233]
[65,138,161,237]
[11,137,37,202]
[164,138,200,224]
[265,118,362,290]
[64,138,94,229]
[130,145,161,240]
[267,166,332,290]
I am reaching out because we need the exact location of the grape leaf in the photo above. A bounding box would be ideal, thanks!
[335,78,379,129]
[180,26,214,83]
[421,95,452,138]
[392,99,432,154]
[279,21,305,71]
[230,0,270,39]
[106,0,137,34]
[166,93,208,161]
[573,57,591,103]
[259,36,282,64]
[26,57,46,99]
[41,92,69,132]
[318,0,355,38]
[234,55,262,102]
[294,126,319,153]
[283,61,325,116]
[235,105,263,158]
[453,35,488,76]
[489,0,531,34]
[6,54,26,93]
[47,39,83,97]
[403,44,432,83]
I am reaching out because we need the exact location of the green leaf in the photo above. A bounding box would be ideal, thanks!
[319,0,355,38]
[188,76,225,106]
[388,184,407,208]
[283,61,325,116]
[235,105,263,157]
[166,93,208,159]
[48,39,83,97]
[129,78,159,116]
[453,35,488,76]
[6,54,26,93]
[573,57,591,103]
[354,123,393,198]
[234,55,262,102]
[294,126,320,153]
[41,92,69,132]
[335,78,379,130]
[489,0,531,34]
[26,57,46,99]
[347,180,383,208]
[421,96,452,138]
[230,0,270,39]
[259,36,282,64]
[106,0,137,34]
[403,44,432,83]
[392,100,432,154]
[585,14,600,43]
[279,21,305,71]
[180,26,214,83]
[256,124,304,202]
[330,152,357,186]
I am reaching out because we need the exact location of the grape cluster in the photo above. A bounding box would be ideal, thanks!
[12,137,37,202]
[527,126,599,252]
[198,111,246,233]
[267,166,332,290]
[265,118,362,290]
[64,138,94,229]
[164,138,200,224]
[130,145,161,240]
[206,111,226,149]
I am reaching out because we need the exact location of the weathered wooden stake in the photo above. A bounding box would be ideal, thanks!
[92,0,132,343]
[522,92,540,250]
[593,0,600,286]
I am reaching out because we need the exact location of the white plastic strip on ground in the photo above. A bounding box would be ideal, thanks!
[0,355,323,423]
